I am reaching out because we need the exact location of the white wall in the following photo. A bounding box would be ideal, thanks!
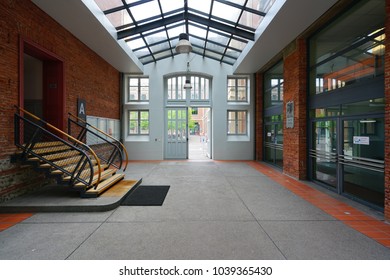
[122,54,254,160]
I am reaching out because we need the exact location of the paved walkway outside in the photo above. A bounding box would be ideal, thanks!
[0,161,389,259]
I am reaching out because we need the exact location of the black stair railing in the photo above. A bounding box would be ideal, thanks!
[67,113,128,171]
[14,106,102,189]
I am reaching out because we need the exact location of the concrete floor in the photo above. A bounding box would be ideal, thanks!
[0,161,389,260]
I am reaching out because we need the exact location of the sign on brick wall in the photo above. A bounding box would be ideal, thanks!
[286,101,294,128]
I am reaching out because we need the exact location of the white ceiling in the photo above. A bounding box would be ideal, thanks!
[32,0,339,74]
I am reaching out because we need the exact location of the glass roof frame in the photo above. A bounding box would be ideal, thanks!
[94,0,270,65]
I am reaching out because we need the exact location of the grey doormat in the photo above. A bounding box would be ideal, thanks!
[121,185,170,206]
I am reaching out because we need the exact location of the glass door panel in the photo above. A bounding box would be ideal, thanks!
[165,108,188,159]
[264,123,283,167]
[341,118,384,207]
[311,120,337,188]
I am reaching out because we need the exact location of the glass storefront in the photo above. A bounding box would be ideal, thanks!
[308,0,385,209]
[263,61,283,168]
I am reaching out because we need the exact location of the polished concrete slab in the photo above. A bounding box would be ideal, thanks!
[0,161,389,260]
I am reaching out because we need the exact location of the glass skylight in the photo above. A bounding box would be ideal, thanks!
[94,0,273,65]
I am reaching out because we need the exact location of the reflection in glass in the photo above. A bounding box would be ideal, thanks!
[312,120,337,188]
[342,118,384,207]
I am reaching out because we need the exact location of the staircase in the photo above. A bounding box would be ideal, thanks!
[14,107,129,198]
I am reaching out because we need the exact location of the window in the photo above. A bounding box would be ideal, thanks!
[264,61,283,109]
[309,1,385,95]
[128,110,149,135]
[227,77,248,102]
[167,75,210,101]
[227,110,247,135]
[129,77,149,101]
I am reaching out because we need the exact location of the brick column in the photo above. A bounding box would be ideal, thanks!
[255,73,263,161]
[282,39,307,180]
[384,0,390,221]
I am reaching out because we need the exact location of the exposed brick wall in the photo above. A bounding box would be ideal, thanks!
[255,73,263,161]
[282,39,307,180]
[0,0,120,201]
[384,0,390,221]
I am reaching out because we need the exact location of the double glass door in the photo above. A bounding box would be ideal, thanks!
[311,116,384,208]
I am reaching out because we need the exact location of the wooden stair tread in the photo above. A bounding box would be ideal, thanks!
[85,173,125,195]
[40,150,80,161]
[33,141,64,148]
[32,145,71,155]
[60,164,108,179]
[74,169,116,188]
[40,155,83,168]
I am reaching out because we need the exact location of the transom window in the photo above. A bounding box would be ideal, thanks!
[128,77,149,102]
[227,77,248,102]
[227,110,247,135]
[167,75,210,101]
[128,110,149,135]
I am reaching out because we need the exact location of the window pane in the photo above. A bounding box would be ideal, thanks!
[129,87,139,101]
[129,120,138,134]
[228,111,236,120]
[140,87,149,100]
[237,87,247,101]
[129,78,139,86]
[237,120,247,134]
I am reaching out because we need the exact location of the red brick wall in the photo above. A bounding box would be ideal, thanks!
[0,0,120,201]
[282,39,307,180]
[255,73,263,161]
[384,0,390,221]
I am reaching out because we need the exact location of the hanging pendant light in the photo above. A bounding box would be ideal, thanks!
[175,33,192,54]
[184,61,192,89]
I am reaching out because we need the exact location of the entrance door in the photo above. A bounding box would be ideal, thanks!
[165,108,188,159]
[310,117,384,208]
[310,120,338,188]
[264,123,283,168]
[341,117,384,207]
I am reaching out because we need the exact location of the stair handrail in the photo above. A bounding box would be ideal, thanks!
[68,112,129,171]
[15,106,102,187]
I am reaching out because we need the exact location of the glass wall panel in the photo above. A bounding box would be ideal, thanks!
[309,0,385,95]
[311,120,337,188]
[342,118,384,207]
[264,61,283,108]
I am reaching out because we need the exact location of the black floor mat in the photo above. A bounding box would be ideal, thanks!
[121,185,170,206]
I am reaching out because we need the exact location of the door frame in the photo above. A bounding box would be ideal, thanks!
[19,36,65,130]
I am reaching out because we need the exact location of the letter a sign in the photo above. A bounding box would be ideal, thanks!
[77,98,86,122]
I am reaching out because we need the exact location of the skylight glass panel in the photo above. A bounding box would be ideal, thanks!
[212,2,241,23]
[206,42,226,54]
[166,24,185,39]
[222,56,236,65]
[94,0,123,12]
[257,0,276,13]
[205,51,222,61]
[190,37,204,47]
[239,11,262,29]
[134,48,150,58]
[149,41,170,53]
[144,30,167,45]
[188,0,212,14]
[225,49,241,58]
[126,37,145,50]
[154,50,172,60]
[225,0,247,6]
[229,38,247,50]
[208,30,230,45]
[159,0,183,14]
[130,1,161,22]
[140,56,154,64]
[105,10,132,28]
[189,25,207,38]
